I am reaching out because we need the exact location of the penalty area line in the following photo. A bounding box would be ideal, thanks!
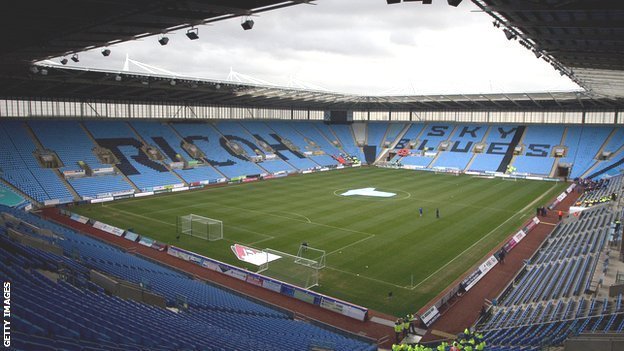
[326,234,376,256]
[324,266,409,291]
[101,205,275,246]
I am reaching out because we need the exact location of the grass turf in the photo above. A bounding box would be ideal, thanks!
[73,167,567,316]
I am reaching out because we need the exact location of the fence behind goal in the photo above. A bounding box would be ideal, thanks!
[177,214,223,241]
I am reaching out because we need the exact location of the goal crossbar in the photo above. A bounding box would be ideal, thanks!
[177,214,223,241]
[257,248,321,289]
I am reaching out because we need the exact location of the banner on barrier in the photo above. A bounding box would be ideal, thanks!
[135,191,154,198]
[503,230,526,253]
[166,245,368,321]
[124,231,139,242]
[420,305,441,327]
[461,255,499,292]
[523,217,540,233]
[69,213,89,224]
[93,221,124,236]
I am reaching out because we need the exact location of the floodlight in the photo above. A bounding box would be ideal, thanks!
[241,19,254,30]
[503,29,515,40]
[71,54,79,62]
[186,27,199,40]
[447,0,462,6]
[60,58,68,65]
[101,49,111,56]
[115,75,122,81]
[40,69,48,76]
[170,79,176,86]
[158,36,169,46]
[533,50,542,59]
[29,66,39,74]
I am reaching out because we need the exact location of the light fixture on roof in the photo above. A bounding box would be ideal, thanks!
[158,35,169,46]
[170,79,176,86]
[503,29,516,40]
[447,0,462,6]
[533,50,542,59]
[101,49,111,56]
[60,57,68,65]
[71,54,79,62]
[115,75,122,82]
[241,17,254,30]
[29,66,39,74]
[186,27,199,40]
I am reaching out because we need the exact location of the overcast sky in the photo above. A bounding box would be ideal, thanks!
[49,0,580,95]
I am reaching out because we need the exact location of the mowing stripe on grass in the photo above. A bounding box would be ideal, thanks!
[409,182,557,290]
[74,168,568,316]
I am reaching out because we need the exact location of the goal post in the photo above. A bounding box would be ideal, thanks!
[257,248,321,289]
[296,244,326,269]
[177,214,223,241]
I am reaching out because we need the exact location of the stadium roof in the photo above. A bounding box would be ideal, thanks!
[473,0,624,99]
[1,0,623,111]
[0,1,310,67]
[8,65,620,110]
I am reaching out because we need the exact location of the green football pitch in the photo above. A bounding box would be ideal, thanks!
[73,167,566,316]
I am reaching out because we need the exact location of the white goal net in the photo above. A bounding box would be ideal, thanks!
[177,214,223,241]
[257,247,324,289]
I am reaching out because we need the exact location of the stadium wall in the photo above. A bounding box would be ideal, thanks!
[0,98,622,124]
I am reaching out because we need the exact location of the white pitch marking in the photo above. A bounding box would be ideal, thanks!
[410,183,558,290]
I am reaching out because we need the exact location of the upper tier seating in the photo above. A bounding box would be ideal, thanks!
[367,122,389,149]
[382,123,405,148]
[324,124,366,162]
[512,125,565,175]
[171,122,265,178]
[433,125,488,170]
[264,121,332,168]
[84,121,183,190]
[235,121,306,173]
[1,120,622,203]
[29,120,133,198]
[0,122,73,202]
[130,121,224,184]
[558,126,612,179]
[468,125,519,172]
[401,124,455,167]
[288,122,343,166]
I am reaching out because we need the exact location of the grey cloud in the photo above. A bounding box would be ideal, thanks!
[57,0,579,95]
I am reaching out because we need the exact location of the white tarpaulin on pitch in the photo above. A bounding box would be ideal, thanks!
[231,244,281,266]
[340,187,396,198]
